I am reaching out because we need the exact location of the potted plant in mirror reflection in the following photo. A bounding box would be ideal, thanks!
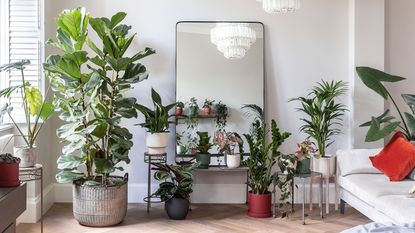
[215,101,228,131]
[290,80,347,177]
[185,97,199,129]
[151,163,198,220]
[136,88,177,155]
[202,99,215,115]
[176,101,185,116]
[213,131,243,168]
[176,132,187,155]
[0,60,55,168]
[295,140,314,174]
[196,132,213,169]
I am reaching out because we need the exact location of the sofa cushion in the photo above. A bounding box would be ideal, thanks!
[375,195,415,223]
[370,131,415,181]
[337,148,382,176]
[338,174,415,206]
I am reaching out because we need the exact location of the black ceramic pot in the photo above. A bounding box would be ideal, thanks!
[165,198,190,220]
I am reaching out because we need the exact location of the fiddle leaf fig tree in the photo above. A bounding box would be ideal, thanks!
[45,7,155,185]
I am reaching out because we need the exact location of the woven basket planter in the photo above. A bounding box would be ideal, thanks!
[73,176,128,227]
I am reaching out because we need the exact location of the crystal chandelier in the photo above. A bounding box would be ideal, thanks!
[210,23,257,60]
[256,0,301,14]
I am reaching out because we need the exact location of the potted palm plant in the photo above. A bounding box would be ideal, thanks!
[0,153,21,187]
[196,131,213,169]
[0,60,54,167]
[151,163,198,220]
[290,80,348,176]
[242,105,291,218]
[44,8,155,226]
[136,88,176,154]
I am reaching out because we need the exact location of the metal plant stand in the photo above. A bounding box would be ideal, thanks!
[143,152,167,213]
[275,171,324,225]
[19,164,43,233]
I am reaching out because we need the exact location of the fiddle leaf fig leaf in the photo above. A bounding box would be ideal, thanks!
[122,63,148,83]
[55,170,85,184]
[94,157,115,174]
[109,12,126,29]
[57,155,85,170]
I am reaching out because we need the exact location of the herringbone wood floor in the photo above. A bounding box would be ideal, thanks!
[17,203,369,233]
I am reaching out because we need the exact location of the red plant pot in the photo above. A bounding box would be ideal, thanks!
[0,163,20,187]
[176,108,183,116]
[247,191,272,218]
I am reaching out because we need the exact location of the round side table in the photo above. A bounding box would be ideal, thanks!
[19,164,43,233]
[143,153,167,212]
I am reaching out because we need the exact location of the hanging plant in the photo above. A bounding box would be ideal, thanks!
[215,101,228,130]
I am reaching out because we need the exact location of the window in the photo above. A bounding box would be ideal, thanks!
[0,0,44,123]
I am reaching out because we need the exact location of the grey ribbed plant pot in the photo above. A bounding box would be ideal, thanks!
[72,177,128,227]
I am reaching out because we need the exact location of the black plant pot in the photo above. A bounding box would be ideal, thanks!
[165,198,190,220]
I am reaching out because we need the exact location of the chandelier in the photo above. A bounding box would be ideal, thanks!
[256,0,301,14]
[210,23,257,60]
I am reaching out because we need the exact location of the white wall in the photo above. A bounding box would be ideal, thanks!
[38,0,386,204]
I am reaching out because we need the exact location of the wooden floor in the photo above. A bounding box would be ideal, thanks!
[17,203,369,233]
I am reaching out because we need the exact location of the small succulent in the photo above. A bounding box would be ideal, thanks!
[0,153,21,164]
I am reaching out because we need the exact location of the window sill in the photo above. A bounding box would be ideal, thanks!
[0,124,14,132]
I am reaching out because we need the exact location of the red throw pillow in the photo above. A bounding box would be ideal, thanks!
[370,131,415,181]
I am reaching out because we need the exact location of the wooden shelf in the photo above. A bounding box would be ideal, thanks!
[175,114,217,119]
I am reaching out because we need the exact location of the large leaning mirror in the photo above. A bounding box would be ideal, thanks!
[175,21,264,167]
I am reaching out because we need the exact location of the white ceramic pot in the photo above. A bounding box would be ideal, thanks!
[146,132,169,154]
[311,155,336,177]
[14,146,36,168]
[226,154,241,169]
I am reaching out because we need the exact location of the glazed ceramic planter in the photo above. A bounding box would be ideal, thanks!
[311,156,336,177]
[165,198,190,220]
[247,191,272,218]
[73,177,128,226]
[14,146,36,167]
[146,132,169,154]
[296,158,311,174]
[0,163,20,187]
[226,154,240,169]
[196,153,210,169]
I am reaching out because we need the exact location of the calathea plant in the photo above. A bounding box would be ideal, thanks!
[356,67,415,142]
[45,8,155,185]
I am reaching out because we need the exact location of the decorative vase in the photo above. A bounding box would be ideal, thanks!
[196,154,210,169]
[165,198,190,220]
[0,163,20,187]
[296,157,311,174]
[176,107,183,116]
[13,146,36,168]
[73,176,128,226]
[247,191,272,218]
[311,156,336,177]
[226,154,240,168]
[146,132,169,154]
[202,106,211,115]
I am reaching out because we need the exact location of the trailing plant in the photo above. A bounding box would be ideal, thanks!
[196,131,213,154]
[356,67,415,142]
[203,99,215,108]
[136,88,176,133]
[45,8,155,185]
[215,101,228,130]
[276,153,297,218]
[151,163,198,201]
[290,80,348,158]
[242,105,291,194]
[0,60,55,148]
[185,97,199,129]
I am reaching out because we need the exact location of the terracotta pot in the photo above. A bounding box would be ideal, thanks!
[247,191,272,218]
[0,163,20,187]
[14,146,36,167]
[146,132,169,154]
[202,106,211,115]
[176,108,183,116]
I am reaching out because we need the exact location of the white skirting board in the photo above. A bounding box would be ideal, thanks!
[17,183,55,223]
[53,182,337,204]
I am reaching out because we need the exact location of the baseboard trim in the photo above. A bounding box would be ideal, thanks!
[17,183,55,223]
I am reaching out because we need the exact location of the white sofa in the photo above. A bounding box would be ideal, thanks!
[337,148,415,224]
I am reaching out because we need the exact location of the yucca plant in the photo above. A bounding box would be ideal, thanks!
[356,67,415,142]
[44,8,155,185]
[0,60,54,148]
[290,80,348,158]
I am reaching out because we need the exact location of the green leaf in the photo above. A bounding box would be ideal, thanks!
[55,170,85,183]
[83,180,101,186]
[404,112,415,136]
[131,48,156,62]
[151,88,162,105]
[57,155,85,169]
[39,102,55,120]
[84,72,102,93]
[0,85,21,98]
[24,87,43,116]
[0,60,30,72]
[115,107,137,118]
[365,117,401,142]
[86,37,104,58]
[360,110,394,127]
[356,67,405,99]
[122,63,148,83]
[109,12,126,29]
[94,157,115,174]
[115,97,136,108]
[154,171,169,181]
[402,94,415,114]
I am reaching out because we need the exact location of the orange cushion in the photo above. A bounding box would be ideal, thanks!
[370,131,415,181]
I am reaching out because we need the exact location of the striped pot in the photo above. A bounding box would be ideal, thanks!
[72,176,128,227]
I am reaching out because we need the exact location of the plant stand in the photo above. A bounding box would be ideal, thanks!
[143,152,167,212]
[19,164,43,233]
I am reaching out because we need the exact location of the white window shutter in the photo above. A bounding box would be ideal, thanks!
[6,0,43,123]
